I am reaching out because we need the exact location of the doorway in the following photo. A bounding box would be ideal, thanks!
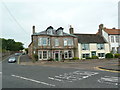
[55,53,59,61]
[91,51,96,57]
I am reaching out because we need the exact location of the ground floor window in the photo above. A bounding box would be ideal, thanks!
[82,53,90,58]
[38,50,73,60]
[65,52,68,59]
[98,53,105,57]
[38,50,48,60]
[64,50,73,59]
[68,51,72,58]
[39,51,42,59]
[43,51,47,59]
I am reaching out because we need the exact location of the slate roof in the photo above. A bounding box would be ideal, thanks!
[32,29,77,37]
[74,34,107,43]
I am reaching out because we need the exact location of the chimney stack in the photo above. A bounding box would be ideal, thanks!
[98,24,104,35]
[69,25,74,34]
[32,25,35,34]
[112,27,116,29]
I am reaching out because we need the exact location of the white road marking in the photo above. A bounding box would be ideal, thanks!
[11,75,55,87]
[48,77,63,82]
[48,71,99,82]
[98,76,118,85]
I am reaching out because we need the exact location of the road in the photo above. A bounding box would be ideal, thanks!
[2,55,119,88]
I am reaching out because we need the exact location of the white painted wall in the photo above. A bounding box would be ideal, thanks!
[108,35,120,52]
[78,43,110,59]
[102,30,109,42]
[102,29,120,53]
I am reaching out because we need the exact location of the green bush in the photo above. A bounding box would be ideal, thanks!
[72,57,79,60]
[105,53,113,58]
[33,54,38,61]
[91,56,98,59]
[86,57,92,59]
[47,58,54,61]
[114,53,120,58]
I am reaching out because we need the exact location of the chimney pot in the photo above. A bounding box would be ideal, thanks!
[33,25,35,34]
[69,25,74,34]
[98,24,104,36]
[99,24,104,30]
[112,27,116,29]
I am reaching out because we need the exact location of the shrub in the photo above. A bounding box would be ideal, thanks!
[91,56,98,59]
[114,53,120,58]
[33,54,38,61]
[47,58,54,61]
[105,53,113,58]
[86,57,92,59]
[72,57,79,60]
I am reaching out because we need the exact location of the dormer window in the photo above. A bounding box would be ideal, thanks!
[46,26,53,35]
[56,27,63,35]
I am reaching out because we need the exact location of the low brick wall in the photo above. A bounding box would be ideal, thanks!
[0,51,14,60]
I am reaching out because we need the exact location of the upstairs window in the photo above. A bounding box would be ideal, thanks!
[47,29,53,35]
[57,30,63,35]
[116,36,119,42]
[97,44,104,50]
[38,37,50,46]
[55,38,59,46]
[81,44,89,50]
[57,27,63,35]
[68,39,73,46]
[111,36,114,43]
[42,38,47,46]
[64,38,73,46]
[64,38,67,46]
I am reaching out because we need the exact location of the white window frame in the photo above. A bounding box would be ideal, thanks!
[82,53,90,58]
[64,50,73,59]
[97,44,104,50]
[68,39,73,46]
[82,44,89,50]
[115,35,119,43]
[98,53,105,57]
[111,36,114,43]
[38,37,50,46]
[64,38,67,46]
[39,51,42,60]
[55,38,59,46]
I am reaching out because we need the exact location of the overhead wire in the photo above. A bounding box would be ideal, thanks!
[1,0,31,47]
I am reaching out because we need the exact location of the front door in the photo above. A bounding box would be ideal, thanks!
[55,53,59,61]
[91,51,96,57]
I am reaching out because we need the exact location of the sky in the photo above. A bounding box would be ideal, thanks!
[0,0,119,48]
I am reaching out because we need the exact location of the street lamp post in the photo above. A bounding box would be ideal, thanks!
[118,45,120,66]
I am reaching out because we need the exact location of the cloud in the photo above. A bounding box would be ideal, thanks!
[1,0,119,47]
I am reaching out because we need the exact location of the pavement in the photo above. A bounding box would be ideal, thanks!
[20,55,120,73]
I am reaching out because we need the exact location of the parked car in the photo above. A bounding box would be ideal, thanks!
[8,57,16,63]
[15,53,22,56]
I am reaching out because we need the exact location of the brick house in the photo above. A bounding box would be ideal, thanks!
[28,26,78,61]
[97,24,120,54]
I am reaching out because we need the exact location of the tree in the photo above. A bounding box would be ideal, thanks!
[25,48,28,54]
[1,38,24,51]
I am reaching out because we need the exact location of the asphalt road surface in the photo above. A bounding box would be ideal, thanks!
[2,55,119,88]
